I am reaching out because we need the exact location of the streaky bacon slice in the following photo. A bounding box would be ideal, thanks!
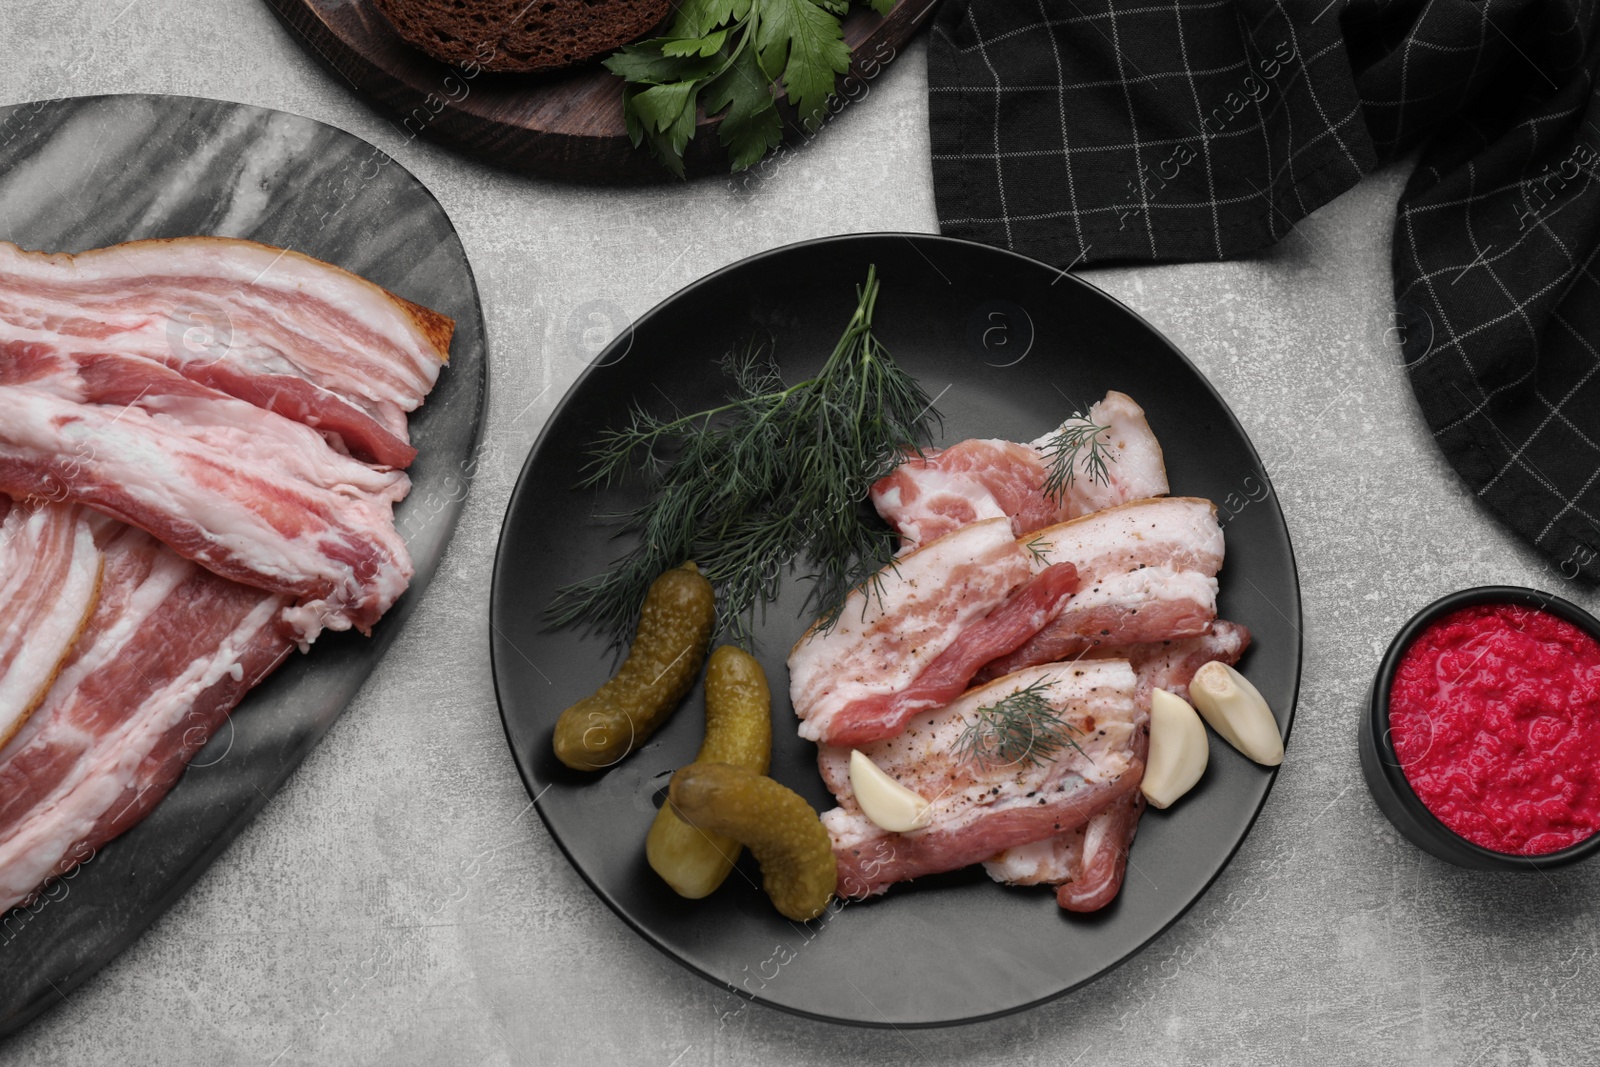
[0,238,453,468]
[983,620,1250,911]
[823,562,1080,748]
[1057,798,1146,912]
[977,497,1224,681]
[816,661,1146,898]
[980,796,1145,912]
[870,391,1168,547]
[0,523,294,913]
[983,716,1149,913]
[0,382,412,641]
[788,518,1034,744]
[870,439,1048,546]
[1030,391,1170,520]
[0,498,102,749]
[1087,620,1252,704]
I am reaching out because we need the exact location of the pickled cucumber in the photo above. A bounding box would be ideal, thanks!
[667,763,836,920]
[552,562,714,771]
[646,647,772,898]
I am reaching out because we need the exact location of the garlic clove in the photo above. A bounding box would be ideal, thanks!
[1189,661,1284,766]
[849,749,933,833]
[1142,688,1209,809]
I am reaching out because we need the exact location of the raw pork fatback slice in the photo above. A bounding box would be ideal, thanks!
[788,518,1037,744]
[869,391,1168,547]
[817,661,1147,898]
[977,497,1225,680]
[820,561,1081,748]
[0,237,451,467]
[0,522,294,912]
[982,620,1251,911]
[0,498,102,750]
[1086,620,1252,704]
[0,383,412,642]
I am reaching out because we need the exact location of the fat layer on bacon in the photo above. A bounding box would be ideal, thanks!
[818,661,1147,898]
[820,561,1080,748]
[0,382,412,642]
[788,518,1035,744]
[1087,620,1252,704]
[980,620,1250,908]
[978,497,1225,680]
[0,524,293,913]
[982,793,1146,912]
[0,238,452,467]
[0,499,102,750]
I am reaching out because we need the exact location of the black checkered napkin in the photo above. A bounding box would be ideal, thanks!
[930,0,1600,581]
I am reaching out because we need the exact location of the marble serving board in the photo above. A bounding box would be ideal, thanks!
[0,94,487,1037]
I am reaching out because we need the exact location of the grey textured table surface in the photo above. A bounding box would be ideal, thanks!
[4,3,1599,1065]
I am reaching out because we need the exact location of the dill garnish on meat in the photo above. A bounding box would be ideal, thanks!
[1039,410,1111,502]
[954,678,1086,771]
[545,266,936,645]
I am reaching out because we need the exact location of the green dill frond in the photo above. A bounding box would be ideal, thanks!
[953,677,1086,771]
[544,266,937,646]
[1040,412,1112,502]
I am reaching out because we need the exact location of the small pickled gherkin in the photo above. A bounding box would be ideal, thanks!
[667,762,836,921]
[552,562,714,771]
[646,647,772,898]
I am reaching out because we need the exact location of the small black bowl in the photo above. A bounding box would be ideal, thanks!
[1360,585,1600,871]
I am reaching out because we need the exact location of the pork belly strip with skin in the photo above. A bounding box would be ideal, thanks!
[987,708,1150,914]
[982,621,1251,910]
[982,791,1147,912]
[977,497,1225,682]
[869,391,1169,547]
[788,518,1037,744]
[0,238,452,468]
[0,522,294,913]
[0,498,102,750]
[818,661,1147,898]
[1088,620,1252,705]
[820,561,1081,749]
[0,382,413,641]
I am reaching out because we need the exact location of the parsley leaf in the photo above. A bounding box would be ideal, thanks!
[602,0,891,174]
[702,46,783,170]
[752,0,851,131]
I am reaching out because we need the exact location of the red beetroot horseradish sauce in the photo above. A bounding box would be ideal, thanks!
[1388,603,1600,855]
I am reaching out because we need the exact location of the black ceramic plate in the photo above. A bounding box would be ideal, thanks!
[491,233,1299,1027]
[0,95,485,1035]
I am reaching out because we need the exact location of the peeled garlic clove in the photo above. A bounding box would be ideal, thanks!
[849,749,932,833]
[1189,661,1284,766]
[1142,688,1209,809]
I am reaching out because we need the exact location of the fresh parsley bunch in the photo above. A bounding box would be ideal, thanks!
[603,0,893,176]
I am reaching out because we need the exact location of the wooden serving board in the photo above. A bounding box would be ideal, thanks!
[262,0,936,181]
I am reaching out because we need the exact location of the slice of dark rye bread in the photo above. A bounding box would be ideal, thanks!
[370,0,672,75]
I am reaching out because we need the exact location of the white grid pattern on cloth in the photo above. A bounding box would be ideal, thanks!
[1478,312,1600,496]
[1106,2,1161,257]
[1175,0,1227,258]
[968,6,1016,251]
[1038,0,1089,258]
[937,0,1236,51]
[926,0,1600,577]
[931,1,1370,257]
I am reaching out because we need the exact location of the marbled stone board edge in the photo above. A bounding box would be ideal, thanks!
[0,93,488,1038]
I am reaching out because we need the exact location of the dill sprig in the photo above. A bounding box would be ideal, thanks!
[544,266,936,646]
[1040,411,1112,502]
[953,677,1086,771]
